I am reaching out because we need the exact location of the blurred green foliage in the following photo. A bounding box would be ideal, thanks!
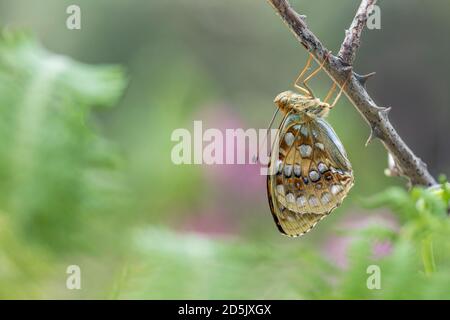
[113,181,450,299]
[0,33,129,298]
[103,181,450,299]
[0,32,128,252]
[335,181,450,299]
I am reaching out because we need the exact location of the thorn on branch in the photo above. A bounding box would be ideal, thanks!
[370,122,383,140]
[365,129,375,146]
[354,71,376,87]
[384,153,402,177]
[365,119,384,146]
[379,106,392,119]
[366,107,391,145]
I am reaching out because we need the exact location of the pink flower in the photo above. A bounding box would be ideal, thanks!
[196,104,265,199]
[372,240,393,259]
[179,208,237,237]
[323,210,398,269]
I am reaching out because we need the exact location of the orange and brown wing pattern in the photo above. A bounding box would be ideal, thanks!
[267,113,354,237]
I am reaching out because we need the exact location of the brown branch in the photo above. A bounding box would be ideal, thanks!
[338,0,376,65]
[267,0,437,187]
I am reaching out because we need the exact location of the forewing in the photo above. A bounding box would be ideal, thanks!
[267,113,354,237]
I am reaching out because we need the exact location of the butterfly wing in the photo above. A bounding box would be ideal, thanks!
[267,113,354,237]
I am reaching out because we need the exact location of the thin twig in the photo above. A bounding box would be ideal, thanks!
[267,0,437,187]
[338,0,376,65]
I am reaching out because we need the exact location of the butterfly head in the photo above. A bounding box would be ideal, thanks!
[274,91,330,118]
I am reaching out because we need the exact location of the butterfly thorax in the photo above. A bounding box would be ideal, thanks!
[274,90,330,119]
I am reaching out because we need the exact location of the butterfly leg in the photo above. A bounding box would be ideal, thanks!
[299,52,330,99]
[294,54,314,96]
[294,52,331,98]
[330,73,351,108]
[323,82,337,104]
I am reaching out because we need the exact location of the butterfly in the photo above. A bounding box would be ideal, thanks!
[267,53,354,237]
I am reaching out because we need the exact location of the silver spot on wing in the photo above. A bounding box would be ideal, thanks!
[308,196,320,207]
[286,193,295,204]
[293,165,301,177]
[321,192,331,205]
[296,195,307,207]
[284,165,292,177]
[318,162,328,173]
[284,132,295,147]
[309,170,320,182]
[331,184,343,195]
[299,144,312,158]
[276,185,285,196]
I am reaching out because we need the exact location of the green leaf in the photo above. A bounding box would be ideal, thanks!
[0,32,127,251]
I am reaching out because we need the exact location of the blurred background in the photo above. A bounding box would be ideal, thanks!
[0,0,449,299]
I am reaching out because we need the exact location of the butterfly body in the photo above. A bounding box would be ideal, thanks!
[267,91,354,237]
[274,90,331,119]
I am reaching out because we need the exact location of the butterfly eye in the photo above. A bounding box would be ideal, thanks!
[274,91,293,111]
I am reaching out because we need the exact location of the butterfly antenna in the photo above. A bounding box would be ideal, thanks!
[253,107,280,164]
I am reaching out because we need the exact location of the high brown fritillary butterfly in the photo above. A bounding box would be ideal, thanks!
[267,53,354,237]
